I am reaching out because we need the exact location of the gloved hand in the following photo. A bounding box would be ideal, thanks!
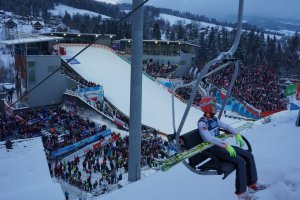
[225,144,236,157]
[235,133,245,147]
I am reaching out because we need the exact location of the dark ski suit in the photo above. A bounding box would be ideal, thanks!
[198,114,257,194]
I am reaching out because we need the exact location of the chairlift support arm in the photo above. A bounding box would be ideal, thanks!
[172,0,244,149]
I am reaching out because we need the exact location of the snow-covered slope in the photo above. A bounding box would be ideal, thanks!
[96,110,300,200]
[0,137,65,200]
[49,4,111,19]
[94,0,119,4]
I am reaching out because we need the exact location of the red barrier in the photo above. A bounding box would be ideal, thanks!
[112,133,120,141]
[261,109,287,118]
[59,47,66,55]
[245,104,260,117]
[92,142,101,150]
[114,119,125,127]
[92,134,119,150]
[54,43,115,53]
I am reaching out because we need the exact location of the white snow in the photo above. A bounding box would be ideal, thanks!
[0,50,14,68]
[276,30,297,37]
[49,4,111,19]
[158,13,285,40]
[0,137,65,200]
[0,35,63,45]
[159,13,193,25]
[0,27,14,69]
[158,13,220,29]
[94,0,119,4]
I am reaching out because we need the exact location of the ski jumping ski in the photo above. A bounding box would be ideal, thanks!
[157,122,253,171]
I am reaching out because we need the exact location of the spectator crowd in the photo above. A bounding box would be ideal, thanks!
[143,60,287,112]
[209,64,287,111]
[50,129,175,194]
[143,61,178,79]
[0,106,106,152]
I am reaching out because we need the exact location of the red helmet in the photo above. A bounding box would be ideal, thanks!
[199,96,216,113]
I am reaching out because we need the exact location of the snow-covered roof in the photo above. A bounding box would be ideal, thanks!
[0,35,63,45]
[0,83,15,90]
[32,20,45,26]
[4,18,17,23]
[0,137,65,200]
[55,23,67,28]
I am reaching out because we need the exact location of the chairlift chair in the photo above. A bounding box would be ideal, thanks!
[170,0,249,176]
[179,128,251,179]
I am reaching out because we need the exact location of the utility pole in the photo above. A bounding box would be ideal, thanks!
[128,0,144,182]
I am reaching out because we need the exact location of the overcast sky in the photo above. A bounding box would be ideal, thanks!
[119,0,300,20]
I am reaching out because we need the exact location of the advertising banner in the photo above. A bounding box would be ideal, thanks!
[244,102,260,118]
[51,129,111,158]
[111,42,120,51]
[157,78,183,89]
[284,82,299,96]
[113,116,126,127]
[78,85,104,102]
[92,133,120,150]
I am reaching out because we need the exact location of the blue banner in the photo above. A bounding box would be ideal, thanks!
[78,85,102,92]
[216,90,260,119]
[290,102,300,111]
[112,42,120,51]
[78,86,104,102]
[51,129,111,158]
[66,58,81,64]
[157,78,183,89]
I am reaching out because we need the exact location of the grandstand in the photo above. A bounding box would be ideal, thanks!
[115,39,197,77]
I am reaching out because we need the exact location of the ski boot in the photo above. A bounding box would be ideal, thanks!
[248,183,269,194]
[237,192,257,200]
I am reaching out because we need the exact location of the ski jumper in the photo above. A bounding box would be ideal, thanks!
[198,114,258,194]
